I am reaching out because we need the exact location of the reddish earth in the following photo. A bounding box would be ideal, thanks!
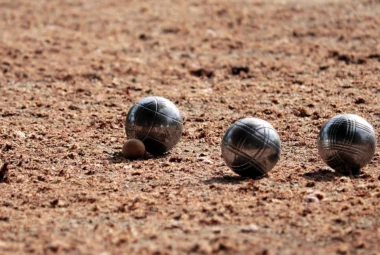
[0,0,380,254]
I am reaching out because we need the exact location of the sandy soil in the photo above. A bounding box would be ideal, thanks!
[0,0,380,254]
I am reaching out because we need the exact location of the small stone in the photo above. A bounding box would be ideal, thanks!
[339,176,350,183]
[354,98,365,104]
[212,227,222,234]
[197,156,214,165]
[0,162,9,182]
[313,191,325,200]
[303,194,320,203]
[123,164,133,170]
[240,223,259,233]
[205,28,217,37]
[15,131,26,138]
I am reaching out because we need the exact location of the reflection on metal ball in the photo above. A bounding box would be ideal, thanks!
[221,117,281,178]
[318,114,376,175]
[125,96,183,155]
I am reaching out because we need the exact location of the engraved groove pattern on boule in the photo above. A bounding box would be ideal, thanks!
[223,143,266,175]
[221,117,281,178]
[318,114,376,174]
[323,116,365,157]
[224,141,267,172]
[234,120,281,151]
[326,151,347,170]
[126,96,183,155]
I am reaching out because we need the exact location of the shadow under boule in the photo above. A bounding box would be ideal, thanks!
[106,151,170,164]
[302,168,341,182]
[204,174,266,185]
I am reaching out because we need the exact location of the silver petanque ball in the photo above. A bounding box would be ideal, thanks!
[125,96,183,155]
[221,117,281,178]
[318,114,376,175]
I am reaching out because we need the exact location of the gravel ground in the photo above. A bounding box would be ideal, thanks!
[0,0,380,254]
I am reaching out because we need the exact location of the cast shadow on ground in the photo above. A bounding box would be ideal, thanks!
[303,168,372,182]
[204,174,266,185]
[302,168,341,182]
[107,152,129,164]
[106,151,168,164]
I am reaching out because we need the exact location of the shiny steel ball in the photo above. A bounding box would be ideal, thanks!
[318,114,376,175]
[221,118,281,178]
[125,96,183,155]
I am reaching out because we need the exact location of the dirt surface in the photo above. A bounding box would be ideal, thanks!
[1,0,380,254]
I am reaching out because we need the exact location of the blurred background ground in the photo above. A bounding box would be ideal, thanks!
[0,0,380,254]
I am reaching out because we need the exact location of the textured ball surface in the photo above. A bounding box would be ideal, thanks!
[125,96,183,155]
[221,118,281,178]
[318,114,376,175]
[122,139,146,159]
